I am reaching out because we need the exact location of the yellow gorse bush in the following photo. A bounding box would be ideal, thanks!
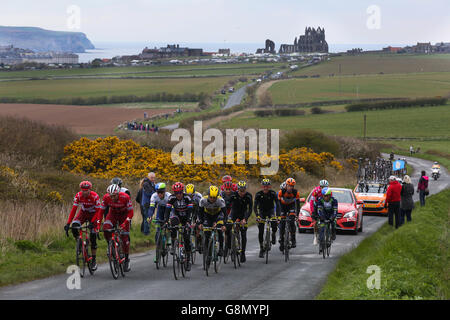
[62,137,343,183]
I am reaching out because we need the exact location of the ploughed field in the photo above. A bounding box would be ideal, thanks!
[0,103,173,135]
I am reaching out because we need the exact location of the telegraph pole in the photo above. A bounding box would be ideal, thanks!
[363,114,367,141]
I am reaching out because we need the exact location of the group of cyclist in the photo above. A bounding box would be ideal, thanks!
[64,175,340,275]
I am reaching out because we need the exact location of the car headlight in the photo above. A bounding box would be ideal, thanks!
[300,209,311,217]
[343,210,356,218]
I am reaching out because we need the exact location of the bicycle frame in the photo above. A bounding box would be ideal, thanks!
[69,223,94,277]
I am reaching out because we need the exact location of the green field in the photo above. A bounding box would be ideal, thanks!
[0,62,285,79]
[268,72,450,105]
[316,189,450,300]
[0,77,235,99]
[218,105,450,139]
[292,54,450,77]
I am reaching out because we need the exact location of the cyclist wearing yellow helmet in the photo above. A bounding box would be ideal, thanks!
[198,186,227,256]
[228,180,253,263]
[185,183,203,253]
[254,178,280,258]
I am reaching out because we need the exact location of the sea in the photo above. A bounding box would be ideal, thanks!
[77,41,409,63]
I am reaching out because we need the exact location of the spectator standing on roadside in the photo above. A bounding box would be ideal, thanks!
[417,170,429,206]
[400,175,414,225]
[141,172,157,235]
[409,145,414,155]
[136,179,145,233]
[385,175,402,229]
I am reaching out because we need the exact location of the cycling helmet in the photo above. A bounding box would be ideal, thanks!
[280,182,287,190]
[110,177,123,187]
[222,175,232,183]
[156,182,166,192]
[286,178,296,186]
[232,183,238,192]
[223,181,233,190]
[79,180,92,190]
[185,184,195,195]
[261,178,271,186]
[172,182,184,193]
[237,181,247,190]
[434,161,438,164]
[107,184,120,195]
[322,188,332,197]
[208,186,219,198]
[319,179,329,188]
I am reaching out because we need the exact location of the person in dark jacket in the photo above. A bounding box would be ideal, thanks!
[400,175,414,225]
[417,171,429,206]
[385,175,402,229]
[141,172,156,235]
[136,179,144,233]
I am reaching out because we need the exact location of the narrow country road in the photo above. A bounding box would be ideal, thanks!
[0,155,447,300]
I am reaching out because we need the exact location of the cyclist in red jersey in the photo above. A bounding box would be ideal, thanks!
[64,181,101,270]
[96,184,134,272]
[277,178,301,251]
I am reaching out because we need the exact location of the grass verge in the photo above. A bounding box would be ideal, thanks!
[316,189,450,300]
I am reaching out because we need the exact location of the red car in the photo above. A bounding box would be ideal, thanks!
[297,187,364,235]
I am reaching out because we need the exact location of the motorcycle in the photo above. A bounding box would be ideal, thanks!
[432,168,440,180]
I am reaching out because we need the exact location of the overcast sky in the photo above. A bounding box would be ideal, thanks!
[2,0,449,45]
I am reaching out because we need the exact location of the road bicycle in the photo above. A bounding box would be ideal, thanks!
[281,210,296,262]
[169,224,190,280]
[230,221,243,269]
[203,226,221,276]
[153,219,170,269]
[262,217,275,264]
[67,222,96,277]
[104,223,126,280]
[318,219,333,259]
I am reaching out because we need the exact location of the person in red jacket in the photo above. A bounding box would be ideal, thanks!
[64,181,101,270]
[385,175,402,229]
[96,184,134,272]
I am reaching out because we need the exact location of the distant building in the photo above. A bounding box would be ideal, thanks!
[218,49,230,55]
[279,27,328,54]
[413,42,432,54]
[382,46,403,53]
[140,44,203,59]
[0,45,78,64]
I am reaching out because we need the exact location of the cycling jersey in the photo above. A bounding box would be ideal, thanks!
[67,191,101,224]
[198,196,226,225]
[189,191,203,222]
[316,197,338,220]
[97,192,134,225]
[278,188,300,214]
[309,186,322,216]
[229,191,253,221]
[164,193,193,222]
[220,190,234,221]
[254,190,280,217]
[149,191,171,217]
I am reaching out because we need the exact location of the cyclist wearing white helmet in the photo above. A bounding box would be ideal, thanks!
[310,179,329,245]
[96,184,134,272]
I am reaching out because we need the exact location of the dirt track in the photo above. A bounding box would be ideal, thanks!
[0,104,174,135]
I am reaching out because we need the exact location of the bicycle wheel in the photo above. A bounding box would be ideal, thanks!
[117,238,125,278]
[76,238,86,278]
[190,233,196,265]
[214,234,221,274]
[321,231,326,259]
[284,223,290,262]
[155,232,162,270]
[108,240,119,280]
[231,231,237,269]
[205,237,212,277]
[162,233,169,268]
[264,224,270,264]
[326,225,331,257]
[172,239,180,280]
[85,238,94,275]
[180,238,186,278]
[236,229,241,267]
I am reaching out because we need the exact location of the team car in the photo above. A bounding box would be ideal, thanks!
[298,187,364,235]
[353,183,388,215]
